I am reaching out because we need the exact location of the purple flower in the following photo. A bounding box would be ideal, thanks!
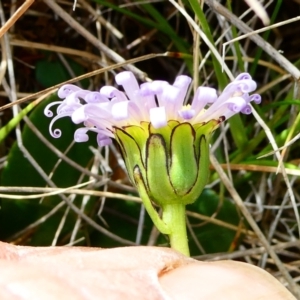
[44,71,260,146]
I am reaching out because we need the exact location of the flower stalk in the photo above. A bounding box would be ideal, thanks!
[162,203,189,256]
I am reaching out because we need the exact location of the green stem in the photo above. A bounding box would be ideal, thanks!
[162,203,189,256]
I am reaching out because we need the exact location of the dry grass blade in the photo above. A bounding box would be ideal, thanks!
[243,0,270,25]
[0,52,169,112]
[205,0,300,82]
[43,0,145,79]
[210,154,300,297]
[169,0,234,80]
[196,240,300,261]
[0,0,34,38]
[222,15,300,72]
[0,185,141,202]
[10,39,101,61]
[216,163,300,176]
[258,133,300,159]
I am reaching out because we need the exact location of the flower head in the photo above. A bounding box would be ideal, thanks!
[45,71,260,148]
[45,72,259,207]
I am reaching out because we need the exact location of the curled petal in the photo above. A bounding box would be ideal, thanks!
[57,101,81,115]
[234,73,252,81]
[58,84,81,99]
[85,92,109,103]
[150,106,167,129]
[241,104,252,114]
[100,86,117,98]
[250,93,261,104]
[236,80,257,93]
[227,97,247,112]
[100,86,128,102]
[196,97,247,122]
[72,90,90,101]
[223,79,257,95]
[52,128,62,138]
[211,79,257,113]
[74,128,89,142]
[48,113,71,138]
[44,101,63,117]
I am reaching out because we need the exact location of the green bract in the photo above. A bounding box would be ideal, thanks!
[114,120,218,207]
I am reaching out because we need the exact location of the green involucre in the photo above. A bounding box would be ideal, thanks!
[114,120,218,206]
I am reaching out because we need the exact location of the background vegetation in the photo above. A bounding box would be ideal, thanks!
[0,0,300,295]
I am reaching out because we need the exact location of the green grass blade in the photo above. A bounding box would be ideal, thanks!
[0,100,41,143]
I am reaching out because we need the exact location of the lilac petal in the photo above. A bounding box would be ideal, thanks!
[223,79,256,95]
[72,103,112,124]
[192,87,217,113]
[140,80,168,96]
[159,85,180,105]
[139,82,155,96]
[115,71,141,101]
[86,118,114,135]
[85,92,109,103]
[62,90,88,106]
[128,101,147,122]
[112,100,145,123]
[227,97,248,112]
[97,134,112,147]
[150,106,167,128]
[111,101,129,120]
[57,101,81,115]
[58,84,81,99]
[241,105,252,114]
[100,86,128,102]
[157,85,182,120]
[137,84,159,113]
[173,75,192,89]
[47,71,259,147]
[178,108,195,120]
[250,94,261,104]
[196,97,247,122]
[172,75,192,103]
[100,86,117,98]
[48,113,71,138]
[44,101,63,117]
[210,79,256,112]
[234,73,252,81]
[236,80,257,93]
[74,128,89,142]
[52,128,62,138]
[71,106,88,124]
